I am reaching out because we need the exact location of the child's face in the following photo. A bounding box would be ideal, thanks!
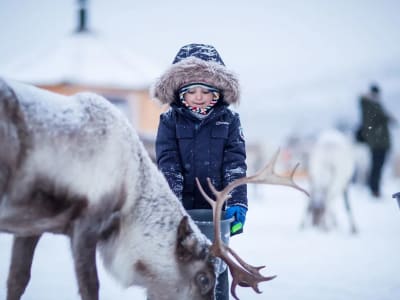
[183,87,215,108]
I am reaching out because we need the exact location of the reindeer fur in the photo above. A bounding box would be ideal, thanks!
[301,129,358,234]
[0,78,219,300]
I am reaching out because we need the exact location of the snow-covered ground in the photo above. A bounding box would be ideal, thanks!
[1,175,399,300]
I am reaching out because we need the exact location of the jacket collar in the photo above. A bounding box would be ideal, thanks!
[172,102,228,124]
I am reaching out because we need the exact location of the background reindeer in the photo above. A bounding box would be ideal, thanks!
[301,129,358,234]
[0,78,307,300]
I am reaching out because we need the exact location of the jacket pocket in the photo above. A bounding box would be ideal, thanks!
[210,124,228,171]
[211,124,229,139]
[176,125,194,139]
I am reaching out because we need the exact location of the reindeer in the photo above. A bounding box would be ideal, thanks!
[301,129,358,234]
[0,78,307,300]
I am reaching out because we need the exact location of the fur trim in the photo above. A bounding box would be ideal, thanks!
[151,57,240,105]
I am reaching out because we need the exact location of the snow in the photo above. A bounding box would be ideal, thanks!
[1,176,399,300]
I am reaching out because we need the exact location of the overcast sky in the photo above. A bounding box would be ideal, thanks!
[1,1,399,73]
[1,0,399,141]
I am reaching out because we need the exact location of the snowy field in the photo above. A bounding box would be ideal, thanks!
[0,175,399,300]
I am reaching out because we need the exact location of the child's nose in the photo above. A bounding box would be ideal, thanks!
[195,92,202,99]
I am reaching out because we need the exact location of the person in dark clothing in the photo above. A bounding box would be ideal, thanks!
[359,83,396,198]
[152,43,248,300]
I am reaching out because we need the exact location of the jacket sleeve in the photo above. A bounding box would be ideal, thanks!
[223,113,248,208]
[155,111,184,200]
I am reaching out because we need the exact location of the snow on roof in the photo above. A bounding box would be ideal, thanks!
[1,32,162,90]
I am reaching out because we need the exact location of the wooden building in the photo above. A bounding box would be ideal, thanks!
[1,0,165,139]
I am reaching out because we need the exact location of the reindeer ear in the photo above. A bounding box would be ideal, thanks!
[176,216,196,262]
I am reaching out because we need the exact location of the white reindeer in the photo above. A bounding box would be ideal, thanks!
[301,129,358,234]
[0,78,307,300]
[0,78,224,300]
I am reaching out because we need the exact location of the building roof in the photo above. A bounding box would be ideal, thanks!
[2,31,161,90]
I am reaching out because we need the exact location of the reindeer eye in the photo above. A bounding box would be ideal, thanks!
[195,272,213,295]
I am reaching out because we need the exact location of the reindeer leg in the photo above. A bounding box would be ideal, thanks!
[324,202,337,231]
[343,188,358,234]
[299,201,312,230]
[6,235,41,300]
[70,221,99,300]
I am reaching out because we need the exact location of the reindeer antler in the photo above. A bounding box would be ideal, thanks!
[195,149,309,300]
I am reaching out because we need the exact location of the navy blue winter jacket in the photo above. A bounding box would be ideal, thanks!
[156,103,248,210]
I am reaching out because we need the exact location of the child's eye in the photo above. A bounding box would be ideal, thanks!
[202,90,211,94]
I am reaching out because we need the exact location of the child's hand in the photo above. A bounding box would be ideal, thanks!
[225,205,247,236]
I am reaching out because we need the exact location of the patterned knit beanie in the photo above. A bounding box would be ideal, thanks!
[172,43,225,66]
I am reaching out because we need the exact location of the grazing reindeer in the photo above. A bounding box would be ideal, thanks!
[301,129,358,233]
[0,78,307,300]
[0,78,217,300]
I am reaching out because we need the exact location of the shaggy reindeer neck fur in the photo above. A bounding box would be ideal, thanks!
[152,57,240,105]
[97,140,211,288]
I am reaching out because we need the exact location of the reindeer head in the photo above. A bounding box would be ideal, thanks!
[126,215,218,300]
[172,216,219,300]
[309,187,328,227]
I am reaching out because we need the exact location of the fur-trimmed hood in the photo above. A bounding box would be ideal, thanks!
[152,50,240,105]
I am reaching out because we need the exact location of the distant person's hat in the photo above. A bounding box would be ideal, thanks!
[370,83,380,93]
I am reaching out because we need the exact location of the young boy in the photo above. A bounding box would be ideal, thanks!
[153,43,248,299]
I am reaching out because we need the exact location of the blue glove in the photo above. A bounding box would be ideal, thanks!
[225,205,247,236]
